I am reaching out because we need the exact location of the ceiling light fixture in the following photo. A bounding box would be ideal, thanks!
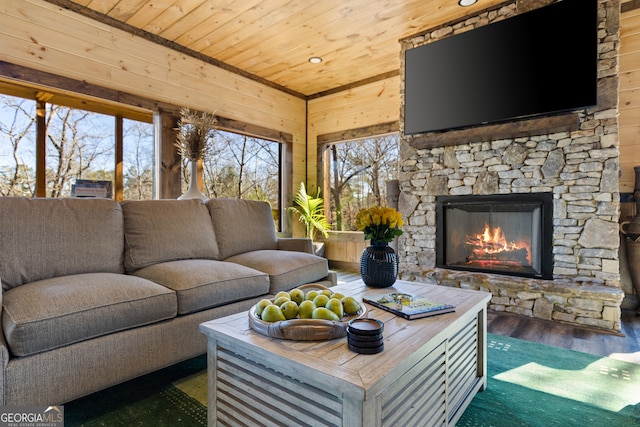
[458,0,477,6]
[309,56,323,64]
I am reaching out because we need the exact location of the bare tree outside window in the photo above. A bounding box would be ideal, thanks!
[200,129,280,225]
[123,119,154,200]
[0,95,36,197]
[327,134,399,231]
[45,105,115,198]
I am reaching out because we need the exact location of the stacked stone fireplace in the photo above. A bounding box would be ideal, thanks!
[397,0,625,332]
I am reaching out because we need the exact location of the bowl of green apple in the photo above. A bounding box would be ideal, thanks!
[248,284,367,341]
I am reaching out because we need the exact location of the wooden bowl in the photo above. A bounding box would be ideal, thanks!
[248,284,367,341]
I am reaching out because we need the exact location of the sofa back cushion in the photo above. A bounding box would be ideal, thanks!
[0,197,125,290]
[121,199,220,272]
[207,198,277,259]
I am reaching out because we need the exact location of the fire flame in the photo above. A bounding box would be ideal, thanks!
[466,224,531,265]
[476,225,516,253]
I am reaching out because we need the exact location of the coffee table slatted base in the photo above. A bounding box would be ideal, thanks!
[214,346,343,426]
[447,316,483,424]
[380,340,447,425]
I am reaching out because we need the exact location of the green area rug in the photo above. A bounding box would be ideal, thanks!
[457,335,640,427]
[64,356,207,426]
[65,334,640,426]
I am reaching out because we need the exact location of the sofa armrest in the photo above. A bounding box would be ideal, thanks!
[277,238,313,254]
[326,270,338,286]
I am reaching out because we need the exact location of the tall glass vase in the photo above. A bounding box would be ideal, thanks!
[360,240,398,288]
[178,160,208,201]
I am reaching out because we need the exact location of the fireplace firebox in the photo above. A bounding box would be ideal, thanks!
[436,193,553,279]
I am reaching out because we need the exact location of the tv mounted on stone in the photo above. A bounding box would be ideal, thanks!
[404,0,597,136]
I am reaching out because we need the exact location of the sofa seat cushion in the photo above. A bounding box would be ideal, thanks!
[2,273,177,357]
[131,259,270,315]
[121,199,220,273]
[224,250,329,294]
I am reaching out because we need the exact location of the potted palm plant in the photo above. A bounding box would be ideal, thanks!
[288,182,329,256]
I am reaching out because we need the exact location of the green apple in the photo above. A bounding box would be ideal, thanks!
[255,299,273,317]
[273,296,291,307]
[331,292,345,301]
[289,288,305,305]
[319,289,332,297]
[312,307,340,321]
[326,298,344,318]
[341,296,361,315]
[261,304,285,322]
[312,294,330,308]
[305,290,319,301]
[280,301,299,320]
[274,291,290,300]
[298,300,316,319]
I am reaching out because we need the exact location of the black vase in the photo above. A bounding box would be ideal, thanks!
[360,240,398,288]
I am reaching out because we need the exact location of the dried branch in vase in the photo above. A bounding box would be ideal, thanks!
[174,108,218,161]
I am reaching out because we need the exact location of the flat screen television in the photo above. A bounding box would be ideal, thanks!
[404,0,597,135]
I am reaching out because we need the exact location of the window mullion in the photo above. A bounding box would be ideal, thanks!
[115,115,123,201]
[35,100,46,197]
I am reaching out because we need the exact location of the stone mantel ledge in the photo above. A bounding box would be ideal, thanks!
[399,267,625,333]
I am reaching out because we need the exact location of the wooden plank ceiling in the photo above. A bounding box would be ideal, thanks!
[57,0,506,98]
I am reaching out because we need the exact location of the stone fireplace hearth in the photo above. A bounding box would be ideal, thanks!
[397,0,625,332]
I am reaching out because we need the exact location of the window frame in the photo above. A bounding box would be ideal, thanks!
[212,118,293,233]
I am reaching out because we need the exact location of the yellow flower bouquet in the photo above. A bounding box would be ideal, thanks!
[355,206,404,243]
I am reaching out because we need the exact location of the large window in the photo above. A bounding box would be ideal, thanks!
[325,134,399,231]
[1,81,287,225]
[0,93,154,199]
[0,95,36,196]
[184,129,281,228]
[45,104,115,197]
[202,130,279,200]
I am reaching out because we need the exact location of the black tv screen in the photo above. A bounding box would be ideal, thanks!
[404,0,597,135]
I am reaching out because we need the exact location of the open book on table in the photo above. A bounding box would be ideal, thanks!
[362,292,455,320]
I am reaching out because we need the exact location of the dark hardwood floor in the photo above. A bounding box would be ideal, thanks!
[487,309,640,364]
[335,270,640,364]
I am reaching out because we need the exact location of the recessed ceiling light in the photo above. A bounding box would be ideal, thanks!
[459,0,477,6]
[309,56,323,64]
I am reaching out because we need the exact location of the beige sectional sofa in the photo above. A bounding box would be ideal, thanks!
[0,196,334,405]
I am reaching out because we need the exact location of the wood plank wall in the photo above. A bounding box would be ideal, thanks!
[0,0,307,188]
[620,6,640,193]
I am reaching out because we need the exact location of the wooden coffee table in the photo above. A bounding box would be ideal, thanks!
[199,279,491,427]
